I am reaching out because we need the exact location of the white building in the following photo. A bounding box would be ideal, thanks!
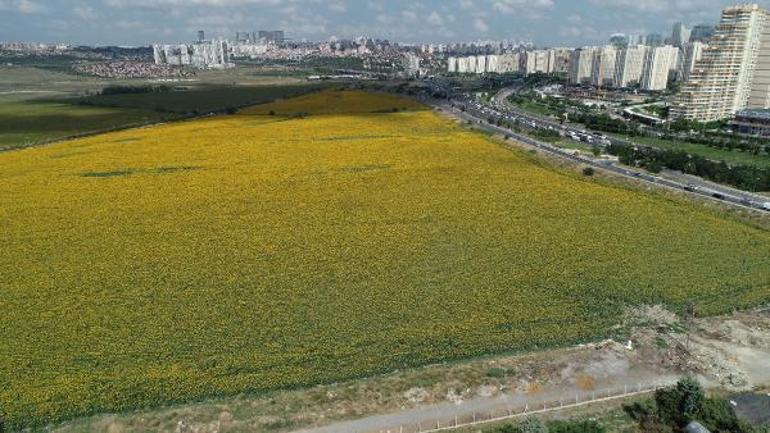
[486,54,500,74]
[568,47,597,85]
[614,45,647,87]
[447,56,458,73]
[496,53,520,73]
[521,50,554,75]
[641,45,679,91]
[591,46,617,87]
[673,4,770,121]
[549,48,572,74]
[475,55,487,74]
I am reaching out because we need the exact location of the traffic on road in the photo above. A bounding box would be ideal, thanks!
[428,83,769,213]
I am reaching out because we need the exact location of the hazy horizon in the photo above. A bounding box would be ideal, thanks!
[2,0,769,47]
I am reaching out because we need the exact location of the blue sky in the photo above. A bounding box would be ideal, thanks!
[1,0,768,47]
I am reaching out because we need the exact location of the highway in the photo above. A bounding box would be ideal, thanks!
[428,84,769,213]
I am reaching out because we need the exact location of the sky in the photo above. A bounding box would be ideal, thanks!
[1,0,769,47]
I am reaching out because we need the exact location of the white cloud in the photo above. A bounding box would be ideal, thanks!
[73,6,98,20]
[426,11,444,26]
[0,0,45,13]
[473,16,488,32]
[493,0,553,14]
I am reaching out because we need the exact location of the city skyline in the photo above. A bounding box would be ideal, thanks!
[2,0,770,46]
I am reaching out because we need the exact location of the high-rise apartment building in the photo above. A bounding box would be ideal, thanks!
[641,45,679,91]
[672,4,770,121]
[591,46,617,87]
[568,47,597,84]
[522,50,554,75]
[614,45,648,87]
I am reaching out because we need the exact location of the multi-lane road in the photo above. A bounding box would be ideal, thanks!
[429,84,769,213]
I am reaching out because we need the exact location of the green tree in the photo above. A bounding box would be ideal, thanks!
[520,417,548,433]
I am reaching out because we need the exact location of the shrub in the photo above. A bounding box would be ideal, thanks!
[582,167,595,176]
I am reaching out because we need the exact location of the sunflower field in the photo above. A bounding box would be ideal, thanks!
[0,90,768,430]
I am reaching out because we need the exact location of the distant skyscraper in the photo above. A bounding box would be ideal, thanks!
[197,30,205,43]
[678,42,706,82]
[672,22,692,47]
[645,33,664,46]
[673,4,770,121]
[690,25,716,42]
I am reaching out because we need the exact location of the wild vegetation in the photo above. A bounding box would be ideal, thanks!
[1,90,768,430]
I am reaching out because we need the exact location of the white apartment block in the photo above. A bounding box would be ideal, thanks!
[522,50,555,75]
[568,47,597,84]
[614,45,647,87]
[673,4,770,121]
[447,56,458,73]
[749,17,770,108]
[497,53,520,73]
[475,55,487,74]
[591,46,617,87]
[641,45,679,91]
[550,48,572,73]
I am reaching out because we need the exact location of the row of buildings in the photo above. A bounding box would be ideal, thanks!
[152,39,231,69]
[568,44,690,91]
[446,44,691,92]
[446,49,571,75]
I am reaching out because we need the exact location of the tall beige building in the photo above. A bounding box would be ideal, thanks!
[672,4,770,121]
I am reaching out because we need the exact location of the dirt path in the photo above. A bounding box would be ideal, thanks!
[289,307,770,433]
[292,373,682,433]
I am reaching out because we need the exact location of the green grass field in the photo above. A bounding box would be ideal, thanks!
[78,83,330,114]
[626,135,770,169]
[0,94,167,150]
[1,90,769,430]
[507,96,770,169]
[0,66,329,151]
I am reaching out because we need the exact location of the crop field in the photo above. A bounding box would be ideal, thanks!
[0,90,769,430]
[0,65,328,151]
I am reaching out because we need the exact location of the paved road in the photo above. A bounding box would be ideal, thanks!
[444,88,769,213]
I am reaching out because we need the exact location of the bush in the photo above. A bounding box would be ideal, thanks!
[582,167,595,176]
[520,417,548,433]
[101,84,171,96]
[548,420,605,433]
[624,377,755,433]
